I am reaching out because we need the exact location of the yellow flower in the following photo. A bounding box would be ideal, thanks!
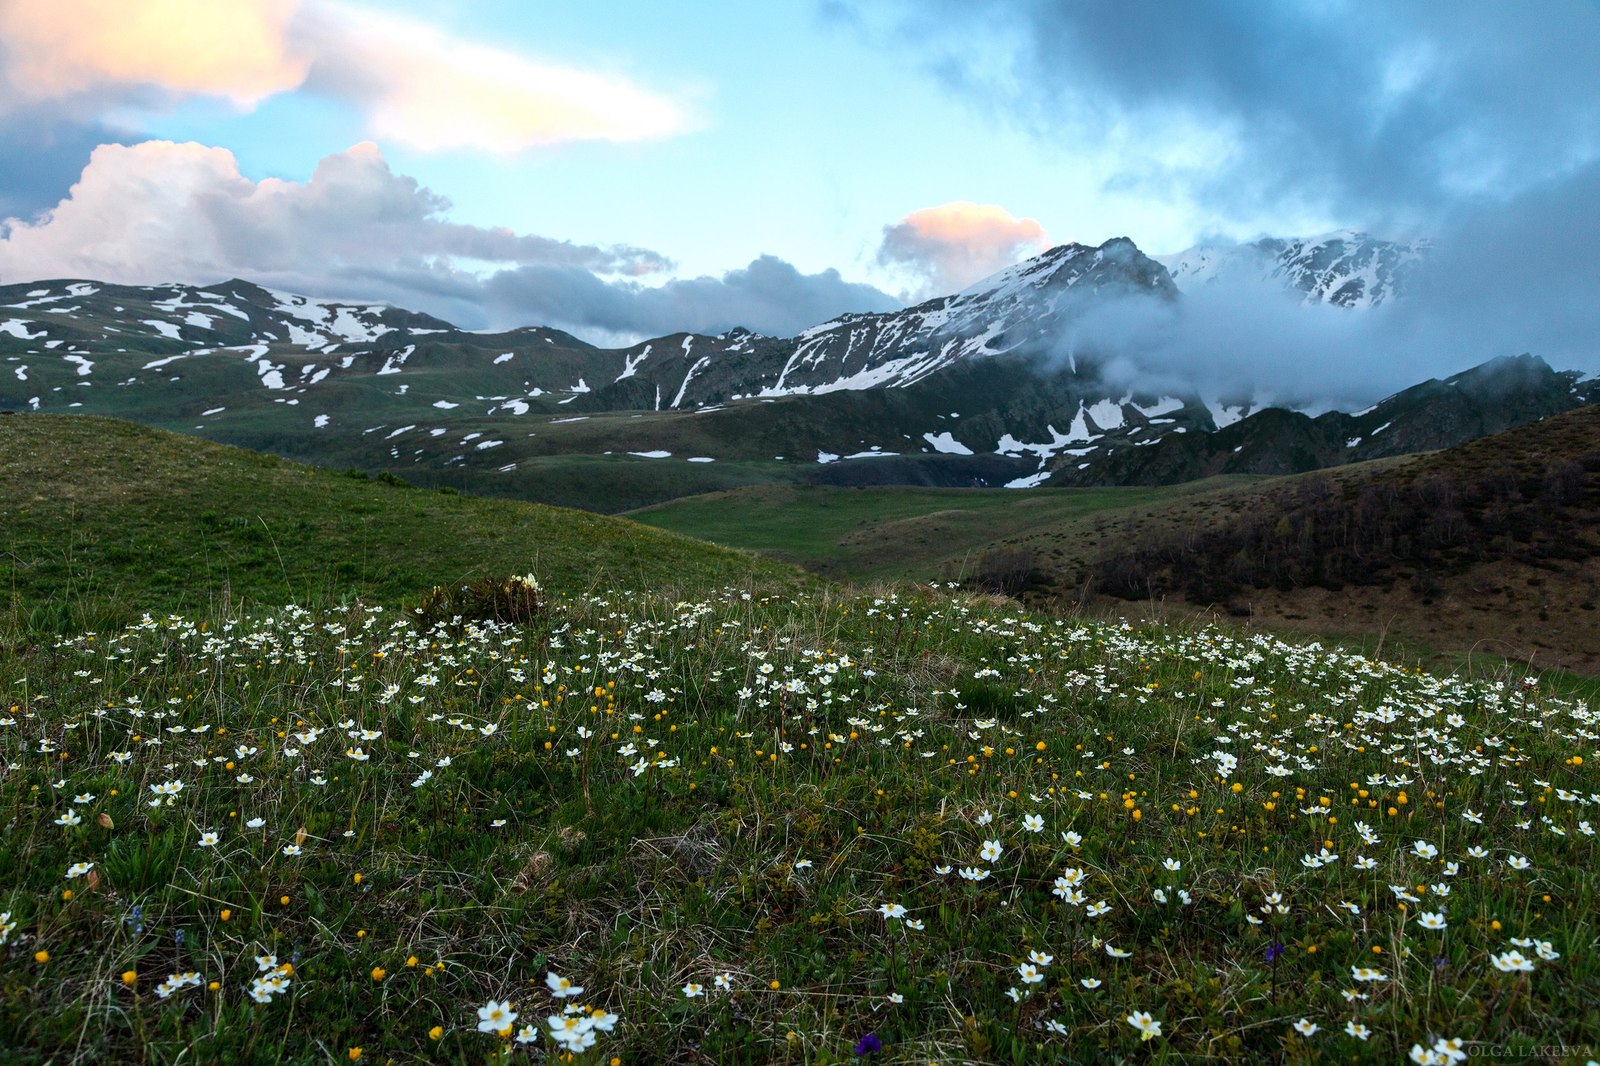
[371,967,387,982]
[428,1026,444,1041]
[121,970,137,986]
[220,909,232,922]
[34,950,49,964]
[347,1048,362,1061]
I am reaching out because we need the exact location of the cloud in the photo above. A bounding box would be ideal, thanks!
[0,139,665,297]
[0,0,687,152]
[0,0,306,105]
[482,255,899,342]
[1036,162,1600,411]
[0,139,894,339]
[300,4,688,154]
[846,1,1600,229]
[876,201,1050,298]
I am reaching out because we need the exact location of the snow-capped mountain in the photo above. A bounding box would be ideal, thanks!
[1,232,1588,511]
[1158,230,1428,308]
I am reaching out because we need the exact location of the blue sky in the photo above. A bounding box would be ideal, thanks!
[1,0,1598,356]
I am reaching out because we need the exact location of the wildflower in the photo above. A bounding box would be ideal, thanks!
[1345,1021,1370,1040]
[1417,911,1448,930]
[54,810,82,827]
[979,839,1003,862]
[905,918,925,930]
[1127,1011,1162,1041]
[281,844,302,857]
[1017,963,1044,985]
[1506,855,1531,870]
[545,972,583,998]
[1079,977,1102,989]
[793,858,813,869]
[957,866,990,882]
[1351,966,1388,982]
[1028,950,1053,966]
[476,1000,517,1032]
[885,992,903,1004]
[65,861,94,879]
[197,831,220,847]
[1061,831,1083,847]
[1293,1018,1319,1037]
[854,1033,883,1055]
[714,973,733,991]
[1162,857,1182,871]
[682,983,704,998]
[246,817,265,828]
[1491,950,1534,972]
[1022,814,1044,833]
[1045,1019,1068,1035]
[877,903,906,920]
[1105,944,1132,958]
[1412,840,1438,859]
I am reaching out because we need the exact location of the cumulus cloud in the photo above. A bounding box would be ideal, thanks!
[876,201,1050,298]
[0,0,687,152]
[0,139,665,298]
[0,140,894,339]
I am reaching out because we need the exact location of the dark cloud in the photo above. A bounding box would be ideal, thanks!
[843,1,1600,227]
[1041,162,1600,410]
[481,255,899,341]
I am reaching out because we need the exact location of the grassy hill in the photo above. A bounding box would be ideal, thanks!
[1087,405,1600,674]
[0,413,801,638]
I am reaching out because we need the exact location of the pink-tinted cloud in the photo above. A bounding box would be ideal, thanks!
[0,0,688,152]
[0,0,306,106]
[877,201,1051,297]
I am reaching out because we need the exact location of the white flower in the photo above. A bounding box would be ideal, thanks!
[1491,950,1534,972]
[246,817,265,828]
[54,810,82,827]
[1351,966,1388,982]
[905,918,925,930]
[65,861,93,879]
[714,973,733,991]
[1028,950,1053,967]
[793,858,813,870]
[682,982,704,998]
[979,839,1003,862]
[1061,830,1083,847]
[281,844,302,857]
[1079,977,1101,989]
[1022,814,1044,833]
[1017,963,1044,985]
[476,999,517,1033]
[878,902,907,919]
[1162,857,1182,871]
[957,866,990,882]
[197,831,220,847]
[1105,943,1131,958]
[1506,855,1531,870]
[1345,1021,1370,1041]
[1416,911,1447,930]
[1126,1011,1161,1041]
[1412,840,1438,860]
[1293,1018,1319,1037]
[545,972,583,998]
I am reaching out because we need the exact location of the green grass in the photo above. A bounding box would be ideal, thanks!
[2,586,1596,1063]
[628,479,1263,581]
[0,414,801,639]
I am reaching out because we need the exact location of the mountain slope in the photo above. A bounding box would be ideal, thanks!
[0,413,800,636]
[2,232,1591,510]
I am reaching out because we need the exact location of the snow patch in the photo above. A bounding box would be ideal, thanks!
[922,431,973,455]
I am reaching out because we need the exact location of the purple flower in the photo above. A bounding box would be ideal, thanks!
[855,1033,883,1055]
[1264,942,1285,963]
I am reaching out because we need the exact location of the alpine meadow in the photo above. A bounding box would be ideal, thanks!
[4,2,1600,1064]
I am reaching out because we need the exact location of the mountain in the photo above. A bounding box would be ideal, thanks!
[1156,230,1428,308]
[1,234,1591,510]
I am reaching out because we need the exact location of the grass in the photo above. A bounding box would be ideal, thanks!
[628,479,1262,581]
[2,583,1598,1063]
[0,414,801,640]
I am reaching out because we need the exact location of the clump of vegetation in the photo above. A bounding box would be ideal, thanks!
[411,573,546,631]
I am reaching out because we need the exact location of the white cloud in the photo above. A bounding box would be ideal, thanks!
[0,139,665,291]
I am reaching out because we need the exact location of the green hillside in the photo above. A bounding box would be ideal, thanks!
[0,413,800,638]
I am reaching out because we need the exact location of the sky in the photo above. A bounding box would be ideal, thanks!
[0,0,1598,391]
